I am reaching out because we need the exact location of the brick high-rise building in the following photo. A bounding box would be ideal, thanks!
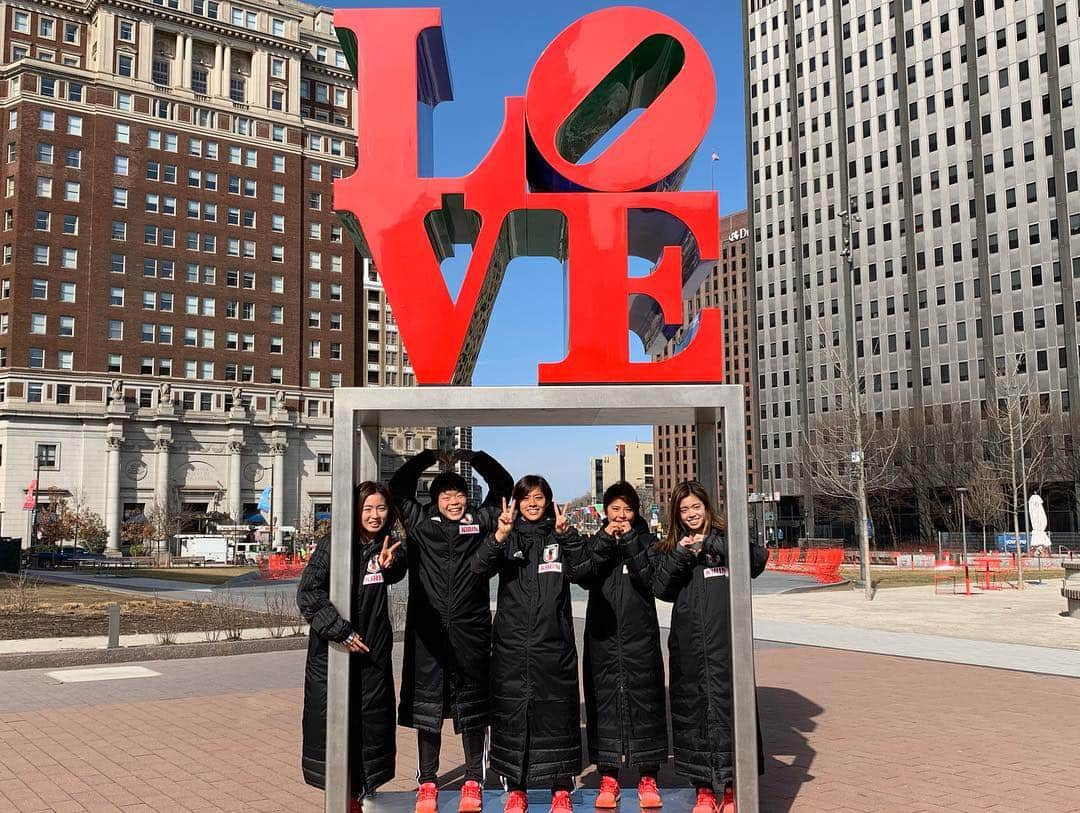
[653,210,758,515]
[0,0,455,551]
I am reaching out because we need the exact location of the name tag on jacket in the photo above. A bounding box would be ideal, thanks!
[703,566,729,579]
[363,572,384,585]
[459,524,480,534]
[538,562,563,574]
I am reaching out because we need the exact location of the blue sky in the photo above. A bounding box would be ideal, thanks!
[331,1,747,498]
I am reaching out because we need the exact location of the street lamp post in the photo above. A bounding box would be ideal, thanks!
[32,447,48,564]
[841,197,872,598]
[956,486,970,596]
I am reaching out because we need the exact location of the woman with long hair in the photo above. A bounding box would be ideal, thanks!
[653,480,768,813]
[471,475,586,813]
[298,481,407,813]
[578,481,667,809]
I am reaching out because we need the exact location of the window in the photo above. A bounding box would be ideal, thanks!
[116,53,134,77]
[58,315,74,336]
[28,348,45,369]
[317,453,331,473]
[30,313,46,334]
[39,110,55,131]
[108,320,123,340]
[12,12,30,34]
[118,20,135,42]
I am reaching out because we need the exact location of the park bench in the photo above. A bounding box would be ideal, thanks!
[1063,562,1080,618]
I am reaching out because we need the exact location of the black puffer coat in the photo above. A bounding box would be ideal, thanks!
[471,516,586,786]
[390,449,513,733]
[297,532,406,794]
[653,530,767,788]
[579,517,668,768]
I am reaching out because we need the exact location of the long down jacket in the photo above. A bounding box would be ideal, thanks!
[579,518,668,769]
[297,532,406,794]
[390,449,513,733]
[653,531,768,788]
[471,516,587,787]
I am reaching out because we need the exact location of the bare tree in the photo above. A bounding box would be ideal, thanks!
[894,416,980,544]
[984,356,1054,586]
[145,488,197,561]
[798,337,900,598]
[963,457,1007,554]
[296,505,331,548]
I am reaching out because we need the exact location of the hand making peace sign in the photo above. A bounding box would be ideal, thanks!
[495,497,516,543]
[377,534,402,569]
[553,501,571,535]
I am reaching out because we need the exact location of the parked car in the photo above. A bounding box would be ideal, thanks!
[33,547,106,568]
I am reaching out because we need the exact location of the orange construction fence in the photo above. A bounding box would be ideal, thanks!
[256,552,307,580]
[765,547,845,584]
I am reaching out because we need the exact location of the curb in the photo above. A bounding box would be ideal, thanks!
[0,633,309,672]
[781,578,852,594]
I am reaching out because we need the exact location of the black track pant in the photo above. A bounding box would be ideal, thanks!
[417,728,486,784]
[598,763,661,779]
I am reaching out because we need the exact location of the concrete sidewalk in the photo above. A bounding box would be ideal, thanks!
[751,579,1080,649]
[2,647,1077,812]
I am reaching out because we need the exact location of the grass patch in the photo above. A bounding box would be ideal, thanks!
[840,565,1065,589]
[115,566,256,585]
[0,573,282,640]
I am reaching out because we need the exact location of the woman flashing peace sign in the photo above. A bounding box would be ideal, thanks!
[472,475,588,813]
[297,481,407,813]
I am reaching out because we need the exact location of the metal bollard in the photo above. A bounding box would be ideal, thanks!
[107,602,120,648]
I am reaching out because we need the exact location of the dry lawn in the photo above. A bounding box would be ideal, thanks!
[0,575,277,640]
[841,565,1065,588]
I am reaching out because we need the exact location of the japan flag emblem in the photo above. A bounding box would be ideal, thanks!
[543,543,560,563]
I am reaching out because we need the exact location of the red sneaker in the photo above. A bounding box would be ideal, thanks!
[504,790,529,813]
[459,780,483,812]
[416,781,438,813]
[595,775,620,808]
[720,784,736,813]
[550,789,573,812]
[638,775,662,809]
[692,786,719,813]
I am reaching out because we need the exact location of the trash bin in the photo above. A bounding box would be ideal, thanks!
[0,537,21,573]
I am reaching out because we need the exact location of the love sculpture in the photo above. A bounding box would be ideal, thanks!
[332,6,724,385]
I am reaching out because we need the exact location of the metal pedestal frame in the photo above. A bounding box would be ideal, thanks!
[327,385,758,812]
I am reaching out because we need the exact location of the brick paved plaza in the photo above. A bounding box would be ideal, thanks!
[1,645,1077,812]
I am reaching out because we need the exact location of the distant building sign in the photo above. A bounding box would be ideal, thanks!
[728,227,748,242]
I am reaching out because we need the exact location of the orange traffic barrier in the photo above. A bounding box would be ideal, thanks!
[256,553,308,580]
[765,547,844,584]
